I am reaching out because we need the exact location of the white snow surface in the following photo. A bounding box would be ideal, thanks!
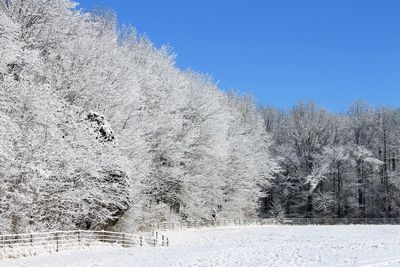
[2,225,400,267]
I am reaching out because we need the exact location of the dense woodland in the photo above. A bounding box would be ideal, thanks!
[0,0,277,233]
[261,102,400,219]
[0,0,399,234]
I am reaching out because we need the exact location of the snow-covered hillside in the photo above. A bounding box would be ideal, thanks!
[3,225,400,267]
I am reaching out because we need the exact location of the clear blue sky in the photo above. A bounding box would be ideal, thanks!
[76,0,400,112]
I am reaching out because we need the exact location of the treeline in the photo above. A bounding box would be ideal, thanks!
[260,102,400,219]
[0,0,276,233]
[1,0,399,235]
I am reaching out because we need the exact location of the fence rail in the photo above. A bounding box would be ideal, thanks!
[3,217,399,259]
[153,217,400,231]
[287,217,400,225]
[153,219,263,231]
[0,230,162,259]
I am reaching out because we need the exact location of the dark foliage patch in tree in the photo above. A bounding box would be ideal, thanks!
[86,112,115,143]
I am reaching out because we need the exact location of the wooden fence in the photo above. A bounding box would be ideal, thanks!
[153,217,400,231]
[3,217,399,259]
[287,217,400,225]
[153,218,267,231]
[0,230,166,259]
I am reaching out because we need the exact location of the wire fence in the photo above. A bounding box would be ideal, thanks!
[0,230,165,259]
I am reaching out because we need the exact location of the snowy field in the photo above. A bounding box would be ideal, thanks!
[3,225,400,267]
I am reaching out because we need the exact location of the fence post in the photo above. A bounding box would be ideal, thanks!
[55,233,59,252]
[162,235,164,246]
[78,230,81,243]
[139,236,143,247]
[30,234,33,247]
[122,233,125,248]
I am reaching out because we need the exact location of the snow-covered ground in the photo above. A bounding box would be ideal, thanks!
[3,225,400,267]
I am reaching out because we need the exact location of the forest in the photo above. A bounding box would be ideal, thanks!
[261,102,400,219]
[0,0,399,234]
